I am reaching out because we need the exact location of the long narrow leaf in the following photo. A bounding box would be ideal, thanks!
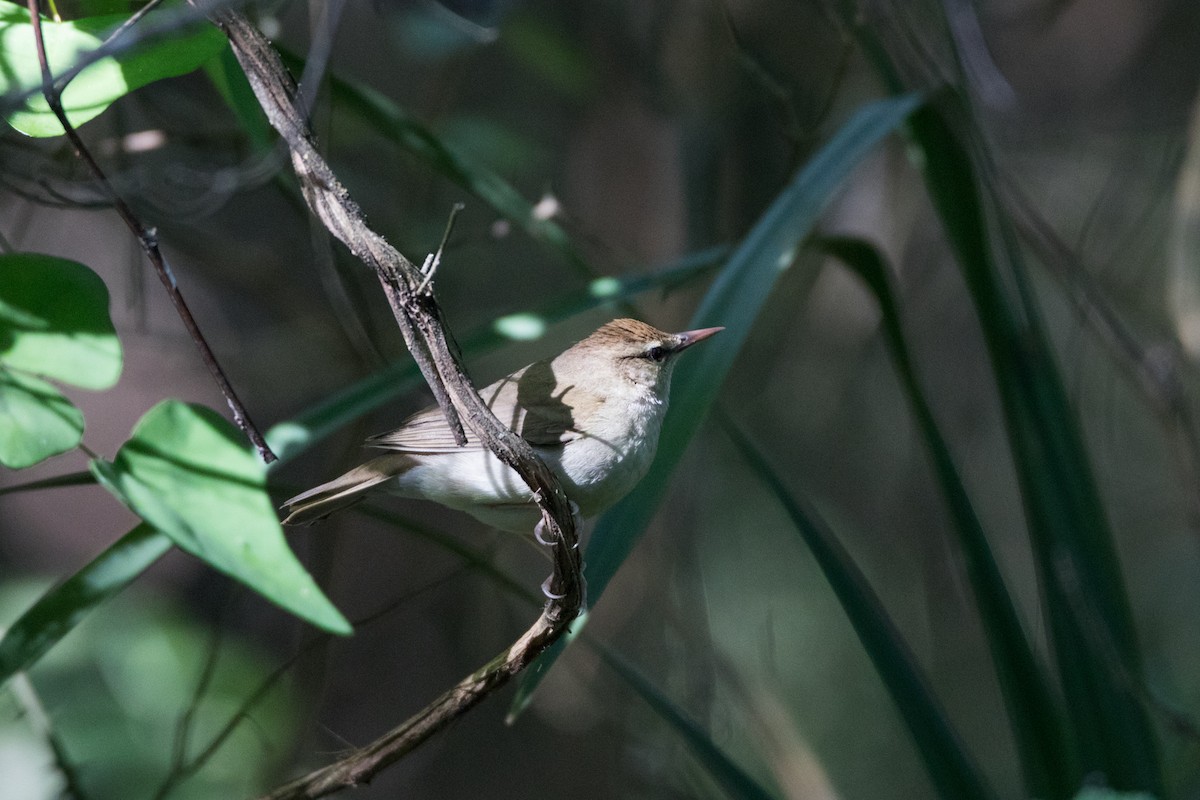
[0,524,171,685]
[266,247,727,462]
[910,101,1161,792]
[509,93,924,717]
[722,419,997,800]
[587,91,923,608]
[822,235,1076,798]
[595,644,779,800]
[276,49,593,277]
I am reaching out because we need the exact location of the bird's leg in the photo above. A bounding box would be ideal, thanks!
[538,501,583,600]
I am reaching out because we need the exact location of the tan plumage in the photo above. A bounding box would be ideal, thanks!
[281,318,722,533]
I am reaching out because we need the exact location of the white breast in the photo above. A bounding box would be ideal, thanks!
[387,381,669,533]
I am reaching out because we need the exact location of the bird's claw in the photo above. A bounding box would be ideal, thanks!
[533,500,584,547]
[541,574,567,600]
[533,518,555,546]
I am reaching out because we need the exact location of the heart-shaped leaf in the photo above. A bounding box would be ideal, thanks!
[0,253,121,390]
[1,5,226,136]
[92,401,351,635]
[0,369,84,467]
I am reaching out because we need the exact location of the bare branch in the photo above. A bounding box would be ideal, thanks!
[24,0,277,463]
[193,7,584,796]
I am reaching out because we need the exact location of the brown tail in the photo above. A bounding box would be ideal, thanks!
[281,454,414,525]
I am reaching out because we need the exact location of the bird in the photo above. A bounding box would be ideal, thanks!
[281,318,723,534]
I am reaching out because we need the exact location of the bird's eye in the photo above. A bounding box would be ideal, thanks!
[645,345,667,363]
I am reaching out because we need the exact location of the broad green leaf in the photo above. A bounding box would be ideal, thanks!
[910,101,1161,792]
[0,524,171,685]
[721,420,997,800]
[92,400,351,635]
[0,576,301,798]
[0,5,225,136]
[512,92,924,716]
[822,236,1075,799]
[0,253,121,390]
[0,369,84,467]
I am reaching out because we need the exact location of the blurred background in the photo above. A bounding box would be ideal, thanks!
[3,0,1200,797]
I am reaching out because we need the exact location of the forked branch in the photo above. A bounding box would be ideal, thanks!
[195,6,584,798]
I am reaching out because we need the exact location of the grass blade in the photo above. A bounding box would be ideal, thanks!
[512,91,925,717]
[822,235,1076,798]
[276,48,593,277]
[595,643,779,800]
[721,418,997,800]
[266,247,727,463]
[0,524,171,685]
[910,100,1161,792]
[588,91,923,604]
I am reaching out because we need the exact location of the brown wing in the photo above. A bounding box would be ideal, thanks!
[367,361,584,453]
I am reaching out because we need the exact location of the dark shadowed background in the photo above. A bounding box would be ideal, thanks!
[3,1,1200,798]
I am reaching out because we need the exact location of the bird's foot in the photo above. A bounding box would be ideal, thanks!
[533,517,555,546]
[533,501,583,547]
[541,574,566,600]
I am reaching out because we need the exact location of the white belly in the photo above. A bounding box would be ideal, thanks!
[386,424,660,534]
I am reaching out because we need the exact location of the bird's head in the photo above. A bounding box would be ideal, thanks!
[563,318,724,398]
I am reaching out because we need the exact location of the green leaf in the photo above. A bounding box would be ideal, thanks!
[266,246,726,463]
[204,44,273,151]
[592,92,924,601]
[1072,790,1157,800]
[0,253,121,390]
[821,236,1076,799]
[0,369,84,468]
[910,100,1161,793]
[595,644,779,800]
[288,50,595,278]
[502,15,595,101]
[0,5,226,136]
[720,420,998,800]
[92,401,351,635]
[0,524,171,686]
[511,92,925,717]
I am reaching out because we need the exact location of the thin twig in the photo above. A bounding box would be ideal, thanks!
[295,0,346,123]
[153,567,469,798]
[98,0,167,51]
[24,0,277,463]
[416,202,464,295]
[196,7,584,797]
[993,169,1200,522]
[153,594,233,800]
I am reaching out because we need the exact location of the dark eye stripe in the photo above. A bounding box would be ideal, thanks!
[645,345,667,362]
